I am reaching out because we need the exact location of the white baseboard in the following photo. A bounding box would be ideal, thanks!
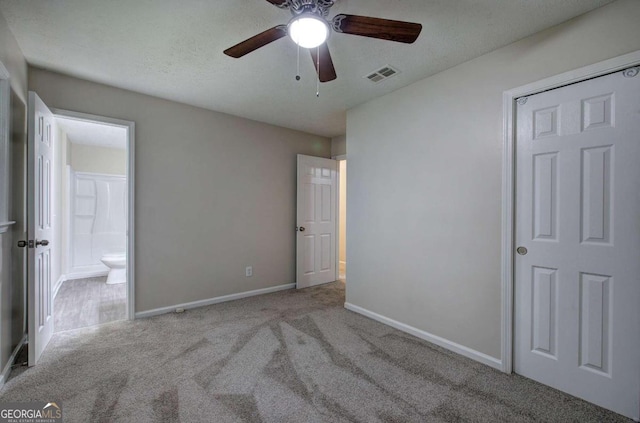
[344,302,502,370]
[53,275,66,299]
[135,283,296,319]
[65,270,109,281]
[56,270,110,298]
[0,335,27,387]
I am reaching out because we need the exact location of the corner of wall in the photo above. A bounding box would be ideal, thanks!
[331,135,346,158]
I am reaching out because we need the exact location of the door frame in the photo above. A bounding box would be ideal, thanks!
[501,49,640,374]
[0,60,13,231]
[51,108,136,320]
[333,154,346,281]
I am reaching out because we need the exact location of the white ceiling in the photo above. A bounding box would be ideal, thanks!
[0,0,613,137]
[56,116,127,150]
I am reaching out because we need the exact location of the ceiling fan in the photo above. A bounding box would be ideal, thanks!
[223,0,423,83]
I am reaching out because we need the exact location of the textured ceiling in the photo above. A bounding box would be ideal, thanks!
[0,0,613,137]
[56,116,127,149]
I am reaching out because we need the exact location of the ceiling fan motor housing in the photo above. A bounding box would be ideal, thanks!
[285,0,336,17]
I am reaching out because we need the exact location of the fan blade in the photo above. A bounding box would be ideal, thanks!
[224,26,287,58]
[310,43,337,83]
[332,14,422,44]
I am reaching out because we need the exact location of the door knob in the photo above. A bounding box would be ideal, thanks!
[17,240,28,248]
[516,246,528,255]
[36,239,49,247]
[299,227,306,232]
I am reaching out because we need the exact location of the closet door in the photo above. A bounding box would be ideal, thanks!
[514,68,640,419]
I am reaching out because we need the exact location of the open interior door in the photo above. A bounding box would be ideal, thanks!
[27,91,55,366]
[296,154,337,289]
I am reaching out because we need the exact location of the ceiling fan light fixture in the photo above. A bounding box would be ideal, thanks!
[288,14,329,49]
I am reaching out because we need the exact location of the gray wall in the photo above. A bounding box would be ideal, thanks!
[0,11,26,101]
[331,135,346,157]
[346,0,640,360]
[0,9,27,376]
[29,68,330,313]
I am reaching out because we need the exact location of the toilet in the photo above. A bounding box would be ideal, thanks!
[100,253,126,284]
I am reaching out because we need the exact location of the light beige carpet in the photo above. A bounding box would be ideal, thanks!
[1,281,629,422]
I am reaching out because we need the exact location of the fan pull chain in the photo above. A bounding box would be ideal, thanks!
[295,43,301,81]
[316,45,320,97]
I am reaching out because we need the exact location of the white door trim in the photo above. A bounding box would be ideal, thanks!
[501,49,640,374]
[51,108,136,320]
[64,165,72,276]
[334,156,346,281]
[0,60,12,230]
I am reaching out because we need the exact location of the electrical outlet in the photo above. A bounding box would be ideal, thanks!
[245,266,253,277]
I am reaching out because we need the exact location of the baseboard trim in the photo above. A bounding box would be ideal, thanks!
[0,334,27,387]
[65,270,109,281]
[53,275,66,299]
[344,302,502,370]
[135,283,296,319]
[55,270,110,298]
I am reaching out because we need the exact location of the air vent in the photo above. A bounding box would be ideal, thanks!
[364,65,400,83]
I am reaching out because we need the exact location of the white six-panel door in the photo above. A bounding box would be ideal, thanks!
[296,155,337,288]
[514,68,640,419]
[27,92,55,366]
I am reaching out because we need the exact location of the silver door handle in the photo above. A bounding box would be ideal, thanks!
[299,227,305,232]
[36,239,49,247]
[516,246,527,255]
[17,240,28,248]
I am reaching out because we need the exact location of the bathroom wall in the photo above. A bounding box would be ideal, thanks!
[29,68,331,313]
[69,172,127,275]
[70,143,126,175]
[62,142,127,278]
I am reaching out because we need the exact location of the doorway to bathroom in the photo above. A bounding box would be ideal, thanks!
[50,110,135,333]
